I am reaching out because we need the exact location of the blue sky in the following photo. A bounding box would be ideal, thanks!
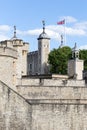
[0,0,87,51]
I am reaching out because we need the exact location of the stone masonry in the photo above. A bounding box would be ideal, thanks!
[0,25,87,130]
[0,80,31,130]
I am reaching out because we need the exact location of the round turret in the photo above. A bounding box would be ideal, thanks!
[37,20,50,74]
[72,43,79,59]
[38,20,50,40]
[38,31,50,39]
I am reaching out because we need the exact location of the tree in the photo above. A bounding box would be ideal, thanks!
[79,49,87,70]
[48,46,72,74]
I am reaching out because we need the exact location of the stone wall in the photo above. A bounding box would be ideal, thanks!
[17,78,87,130]
[0,47,17,88]
[0,39,29,88]
[38,38,50,74]
[17,79,86,101]
[21,77,85,86]
[0,81,31,130]
[32,104,87,130]
[0,75,87,130]
[27,51,38,75]
[68,59,84,80]
[0,46,17,58]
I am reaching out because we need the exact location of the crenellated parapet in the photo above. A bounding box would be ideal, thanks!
[0,35,29,88]
[0,46,17,59]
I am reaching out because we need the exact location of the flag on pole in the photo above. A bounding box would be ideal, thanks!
[57,19,65,25]
[57,19,66,45]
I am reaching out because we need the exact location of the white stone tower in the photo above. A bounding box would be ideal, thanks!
[0,26,29,88]
[11,26,29,84]
[37,21,50,74]
[68,43,84,80]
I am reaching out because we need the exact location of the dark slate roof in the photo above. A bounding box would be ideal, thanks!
[38,31,50,39]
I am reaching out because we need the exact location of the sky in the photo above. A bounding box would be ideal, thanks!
[0,0,87,51]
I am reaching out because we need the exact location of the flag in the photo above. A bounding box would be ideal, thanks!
[57,19,65,25]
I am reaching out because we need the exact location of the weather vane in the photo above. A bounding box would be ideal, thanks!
[42,20,45,27]
[42,20,45,33]
[13,25,17,38]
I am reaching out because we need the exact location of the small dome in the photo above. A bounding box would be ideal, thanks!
[38,21,50,40]
[72,43,79,59]
[38,31,50,39]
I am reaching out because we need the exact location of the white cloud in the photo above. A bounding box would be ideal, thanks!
[0,16,87,43]
[16,23,87,43]
[79,45,87,50]
[66,27,86,36]
[0,25,11,41]
[17,29,42,36]
[0,25,11,32]
[59,16,77,23]
[74,22,87,30]
[17,26,61,41]
[47,25,86,39]
[65,16,77,23]
[0,35,9,41]
[46,29,60,40]
[46,25,64,33]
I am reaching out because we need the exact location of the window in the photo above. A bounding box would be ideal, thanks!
[29,63,32,70]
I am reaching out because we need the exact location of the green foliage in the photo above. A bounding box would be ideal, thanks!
[48,46,72,74]
[79,50,87,70]
[48,46,87,74]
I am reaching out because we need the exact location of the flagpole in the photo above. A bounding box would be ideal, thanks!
[64,19,66,45]
[57,19,66,46]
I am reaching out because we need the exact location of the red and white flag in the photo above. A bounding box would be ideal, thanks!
[57,19,65,25]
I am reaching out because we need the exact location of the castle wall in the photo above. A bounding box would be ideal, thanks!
[0,81,31,130]
[16,46,22,79]
[68,59,84,79]
[13,40,29,78]
[21,77,85,86]
[0,26,87,130]
[21,42,29,75]
[0,40,13,48]
[0,47,17,88]
[32,104,87,130]
[38,39,50,74]
[17,79,86,100]
[17,78,87,130]
[27,51,38,75]
[21,77,39,85]
[0,46,17,58]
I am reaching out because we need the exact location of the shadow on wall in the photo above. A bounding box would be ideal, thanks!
[0,80,31,130]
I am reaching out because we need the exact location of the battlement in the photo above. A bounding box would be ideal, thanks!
[0,26,87,130]
[21,76,85,86]
[0,46,17,58]
[28,51,38,55]
[0,40,13,48]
